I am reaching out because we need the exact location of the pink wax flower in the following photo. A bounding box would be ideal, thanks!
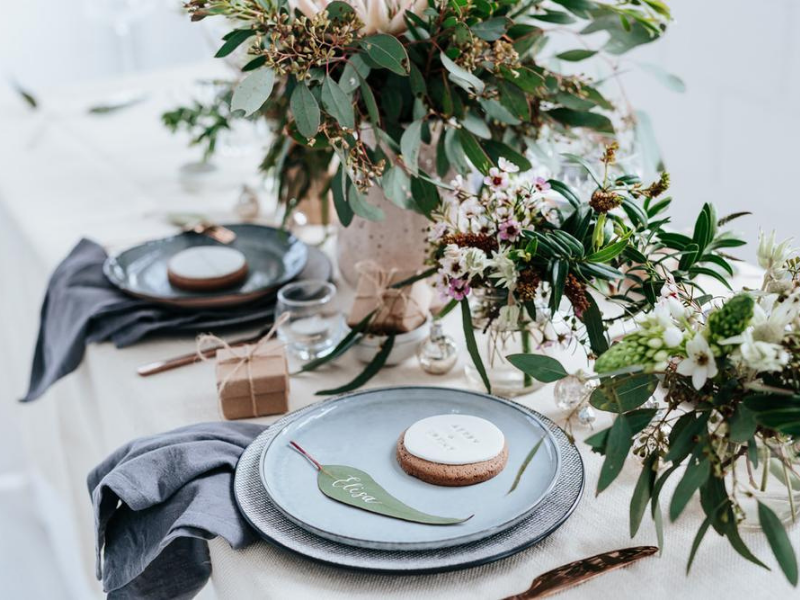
[483,167,509,190]
[448,277,471,301]
[498,219,521,242]
[533,177,551,193]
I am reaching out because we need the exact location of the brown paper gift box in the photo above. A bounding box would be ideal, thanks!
[346,262,432,333]
[215,341,290,420]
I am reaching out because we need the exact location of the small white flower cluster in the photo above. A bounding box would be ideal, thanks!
[429,159,553,301]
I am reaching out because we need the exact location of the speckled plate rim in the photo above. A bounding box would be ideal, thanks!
[103,224,307,309]
[233,389,584,574]
[258,386,562,551]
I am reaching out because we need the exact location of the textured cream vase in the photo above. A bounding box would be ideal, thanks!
[336,141,438,285]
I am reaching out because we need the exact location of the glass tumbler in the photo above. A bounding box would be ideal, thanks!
[276,280,343,360]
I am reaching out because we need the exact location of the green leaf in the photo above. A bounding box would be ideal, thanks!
[360,79,380,125]
[410,173,440,217]
[638,62,686,93]
[382,165,413,210]
[290,83,321,138]
[687,516,713,573]
[630,454,657,537]
[499,65,545,93]
[506,354,568,383]
[316,334,395,395]
[440,52,485,93]
[729,404,758,443]
[548,108,614,134]
[507,437,545,495]
[758,501,799,585]
[533,9,576,24]
[216,29,255,58]
[457,129,493,175]
[665,413,709,464]
[360,34,410,75]
[556,49,598,61]
[482,140,532,172]
[586,239,629,263]
[548,179,581,208]
[462,298,491,393]
[409,63,426,97]
[321,75,355,129]
[582,295,609,355]
[231,68,276,116]
[315,463,471,523]
[550,259,568,311]
[669,457,710,522]
[471,17,510,41]
[400,119,424,176]
[349,186,384,221]
[339,55,371,92]
[597,416,633,493]
[296,307,375,373]
[330,166,354,227]
[497,80,530,120]
[585,427,610,452]
[590,374,658,413]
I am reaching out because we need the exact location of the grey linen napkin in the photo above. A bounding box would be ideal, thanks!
[88,422,265,600]
[22,238,327,402]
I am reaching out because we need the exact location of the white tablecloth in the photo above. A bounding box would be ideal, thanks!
[1,64,795,600]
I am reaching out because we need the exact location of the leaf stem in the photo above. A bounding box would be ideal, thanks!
[290,440,326,472]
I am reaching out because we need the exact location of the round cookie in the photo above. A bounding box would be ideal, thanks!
[167,246,248,291]
[396,414,508,486]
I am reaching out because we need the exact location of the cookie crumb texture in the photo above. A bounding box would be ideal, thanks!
[396,434,509,487]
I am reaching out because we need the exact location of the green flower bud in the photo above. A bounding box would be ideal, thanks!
[707,293,755,344]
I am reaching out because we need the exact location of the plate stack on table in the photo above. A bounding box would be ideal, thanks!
[104,223,332,311]
[235,386,584,573]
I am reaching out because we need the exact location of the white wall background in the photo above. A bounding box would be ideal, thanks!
[2,0,798,255]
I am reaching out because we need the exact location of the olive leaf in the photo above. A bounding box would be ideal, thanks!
[231,68,275,116]
[507,437,544,495]
[290,442,472,525]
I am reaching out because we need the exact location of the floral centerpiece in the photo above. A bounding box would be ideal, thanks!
[178,0,674,274]
[512,231,800,584]
[426,144,744,394]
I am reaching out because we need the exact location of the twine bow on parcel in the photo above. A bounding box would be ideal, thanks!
[196,313,290,417]
[353,260,428,328]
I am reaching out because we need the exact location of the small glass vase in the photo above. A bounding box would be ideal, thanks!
[463,289,556,397]
[728,438,800,530]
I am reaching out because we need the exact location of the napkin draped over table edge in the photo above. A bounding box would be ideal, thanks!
[88,421,265,600]
[21,238,320,402]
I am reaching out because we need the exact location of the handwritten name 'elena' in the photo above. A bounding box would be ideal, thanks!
[332,476,382,504]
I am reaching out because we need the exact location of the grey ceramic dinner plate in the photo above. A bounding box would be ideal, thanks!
[104,224,308,308]
[234,391,584,573]
[259,387,561,551]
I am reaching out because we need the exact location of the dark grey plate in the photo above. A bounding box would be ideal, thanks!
[104,224,308,308]
[234,387,584,573]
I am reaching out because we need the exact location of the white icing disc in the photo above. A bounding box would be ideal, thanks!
[403,414,505,465]
[168,246,246,280]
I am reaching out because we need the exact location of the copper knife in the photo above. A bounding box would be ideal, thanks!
[502,546,658,599]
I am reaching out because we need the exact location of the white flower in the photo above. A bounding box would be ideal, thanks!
[462,247,488,278]
[487,249,517,290]
[676,334,718,390]
[735,330,790,372]
[441,244,466,278]
[428,221,448,242]
[497,305,521,331]
[757,230,794,277]
[288,0,427,35]
[498,157,519,173]
[483,167,510,190]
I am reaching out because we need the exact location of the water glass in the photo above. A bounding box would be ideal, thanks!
[276,280,343,360]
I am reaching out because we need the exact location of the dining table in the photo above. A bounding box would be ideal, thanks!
[0,62,792,600]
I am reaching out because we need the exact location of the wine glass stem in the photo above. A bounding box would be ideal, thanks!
[114,21,136,73]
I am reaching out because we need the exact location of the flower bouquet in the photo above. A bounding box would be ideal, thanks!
[180,0,673,229]
[512,231,800,584]
[427,144,744,394]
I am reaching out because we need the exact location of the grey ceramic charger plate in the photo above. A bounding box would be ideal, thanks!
[259,387,561,551]
[234,387,584,574]
[104,224,308,308]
